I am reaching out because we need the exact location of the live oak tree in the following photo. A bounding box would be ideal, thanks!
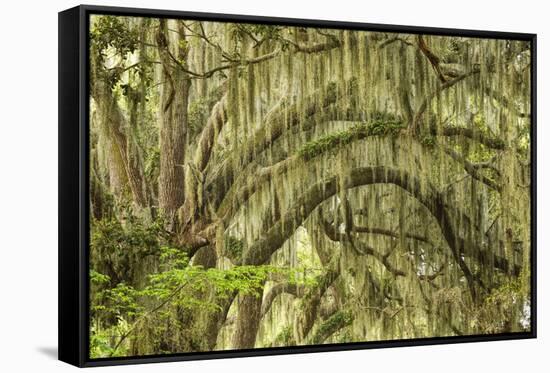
[88,15,532,358]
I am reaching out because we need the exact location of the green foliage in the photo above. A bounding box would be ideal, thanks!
[90,215,165,276]
[90,245,304,356]
[91,15,138,59]
[90,213,169,330]
[298,120,403,160]
[144,247,290,306]
[90,269,110,285]
[90,326,114,357]
[178,39,190,57]
[471,114,506,149]
[90,15,140,88]
[90,217,324,355]
[107,283,143,317]
[91,269,143,321]
[224,236,244,260]
[90,270,112,318]
[90,325,118,358]
[90,268,142,358]
[366,120,404,136]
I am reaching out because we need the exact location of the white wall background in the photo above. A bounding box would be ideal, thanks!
[0,0,546,371]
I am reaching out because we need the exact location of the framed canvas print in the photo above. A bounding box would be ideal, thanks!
[58,5,537,367]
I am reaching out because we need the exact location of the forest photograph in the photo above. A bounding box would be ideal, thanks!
[88,14,532,358]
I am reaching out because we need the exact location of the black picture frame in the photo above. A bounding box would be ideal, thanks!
[59,4,537,367]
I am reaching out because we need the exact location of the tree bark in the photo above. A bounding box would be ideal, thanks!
[231,294,263,349]
[157,19,190,228]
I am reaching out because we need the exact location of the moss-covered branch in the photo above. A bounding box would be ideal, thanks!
[205,79,358,210]
[298,120,404,160]
[308,310,354,345]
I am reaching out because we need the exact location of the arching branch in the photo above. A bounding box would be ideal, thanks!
[219,122,504,232]
[439,125,505,150]
[260,283,307,318]
[206,80,357,208]
[238,165,485,299]
[217,119,400,222]
[193,94,228,172]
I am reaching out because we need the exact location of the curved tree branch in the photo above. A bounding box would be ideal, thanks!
[439,126,505,150]
[238,165,485,299]
[308,310,353,345]
[260,283,307,318]
[206,79,357,209]
[193,94,228,172]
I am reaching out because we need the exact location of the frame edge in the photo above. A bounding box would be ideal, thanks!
[59,5,86,368]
